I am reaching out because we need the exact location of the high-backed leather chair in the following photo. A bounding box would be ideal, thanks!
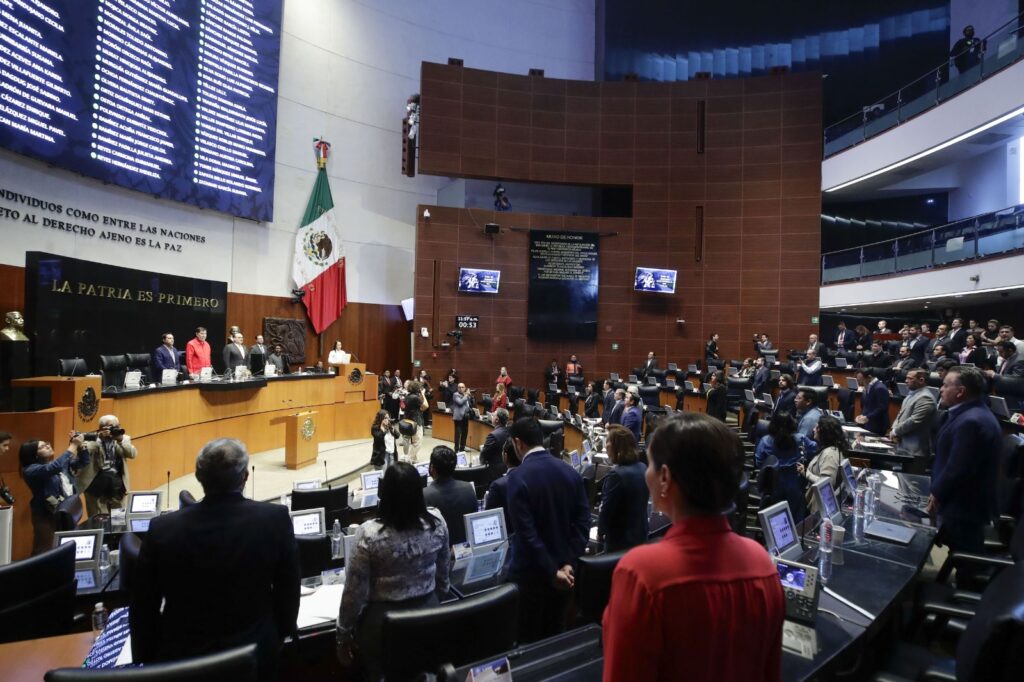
[381,584,519,680]
[452,465,497,499]
[291,485,349,527]
[57,358,88,377]
[575,549,628,624]
[99,354,129,389]
[125,353,152,384]
[118,532,143,593]
[296,535,341,579]
[797,385,829,410]
[512,397,526,421]
[638,385,661,409]
[44,644,258,681]
[178,489,198,508]
[55,494,83,532]
[0,543,76,644]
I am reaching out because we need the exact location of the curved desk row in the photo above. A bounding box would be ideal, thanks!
[0,369,379,561]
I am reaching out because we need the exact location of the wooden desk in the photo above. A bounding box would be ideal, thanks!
[433,412,584,454]
[0,631,94,681]
[11,376,102,432]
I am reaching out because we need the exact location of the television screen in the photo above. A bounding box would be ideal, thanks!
[634,268,677,294]
[0,1,284,222]
[458,268,500,294]
[527,230,599,339]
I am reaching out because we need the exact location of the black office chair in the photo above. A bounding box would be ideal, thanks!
[44,644,258,681]
[125,353,152,384]
[119,532,142,593]
[507,385,524,403]
[575,549,628,624]
[526,389,539,406]
[452,465,497,499]
[520,403,536,419]
[0,542,76,644]
[296,535,342,579]
[58,358,88,377]
[55,494,83,531]
[178,489,198,508]
[291,485,349,527]
[730,472,750,536]
[381,584,519,680]
[874,561,1024,682]
[100,354,129,389]
[512,397,526,420]
[638,385,660,409]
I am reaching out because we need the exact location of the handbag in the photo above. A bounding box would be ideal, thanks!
[398,419,417,437]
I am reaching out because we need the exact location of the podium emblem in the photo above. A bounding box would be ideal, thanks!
[301,416,316,441]
[77,387,98,422]
[348,367,363,385]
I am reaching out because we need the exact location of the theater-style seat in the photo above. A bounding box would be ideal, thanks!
[575,549,628,624]
[0,543,76,644]
[381,584,519,679]
[296,535,342,579]
[44,644,258,681]
[291,485,349,527]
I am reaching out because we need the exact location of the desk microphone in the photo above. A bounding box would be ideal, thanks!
[166,471,171,511]
[251,465,256,499]
[324,461,329,489]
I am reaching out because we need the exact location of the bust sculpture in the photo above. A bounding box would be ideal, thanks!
[0,311,28,342]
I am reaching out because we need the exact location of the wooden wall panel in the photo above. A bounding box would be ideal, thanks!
[0,263,25,320]
[416,64,822,391]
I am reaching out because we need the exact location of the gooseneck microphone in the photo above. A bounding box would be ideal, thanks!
[325,461,329,489]
[251,465,256,499]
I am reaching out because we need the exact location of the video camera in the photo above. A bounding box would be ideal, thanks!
[77,426,125,441]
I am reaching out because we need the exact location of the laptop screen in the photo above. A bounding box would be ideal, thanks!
[684,381,695,391]
[456,453,469,467]
[76,569,97,590]
[290,509,324,536]
[361,471,382,492]
[60,534,97,563]
[129,492,160,515]
[465,509,507,549]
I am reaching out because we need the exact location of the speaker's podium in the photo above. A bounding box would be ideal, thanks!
[333,363,370,403]
[285,410,319,470]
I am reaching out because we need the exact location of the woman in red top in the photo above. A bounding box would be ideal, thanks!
[603,412,785,682]
[491,383,508,412]
[495,366,512,390]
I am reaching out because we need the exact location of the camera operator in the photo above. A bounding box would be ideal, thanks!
[20,431,89,555]
[77,414,138,516]
[370,410,399,469]
[400,381,428,462]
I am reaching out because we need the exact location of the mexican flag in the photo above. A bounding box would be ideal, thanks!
[293,163,346,334]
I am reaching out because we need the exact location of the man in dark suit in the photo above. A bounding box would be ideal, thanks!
[222,332,248,371]
[506,418,590,643]
[927,323,950,358]
[751,357,770,396]
[772,374,796,417]
[423,445,477,545]
[607,388,626,425]
[544,359,562,389]
[929,366,1002,582]
[905,325,928,364]
[855,368,891,435]
[861,341,892,370]
[484,438,520,530]
[990,341,1024,378]
[833,321,855,354]
[892,344,919,373]
[639,351,658,380]
[152,332,180,375]
[945,318,967,354]
[480,408,511,470]
[130,438,299,679]
[620,392,643,443]
[601,380,617,424]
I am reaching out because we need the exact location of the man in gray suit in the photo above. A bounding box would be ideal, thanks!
[888,368,937,459]
[222,332,248,371]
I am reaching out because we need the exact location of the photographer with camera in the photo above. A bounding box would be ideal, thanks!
[20,431,89,554]
[77,414,138,516]
[399,381,428,462]
[370,410,399,469]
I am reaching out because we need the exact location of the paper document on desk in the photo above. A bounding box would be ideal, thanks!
[880,471,899,489]
[841,425,872,435]
[297,583,345,629]
[589,526,599,542]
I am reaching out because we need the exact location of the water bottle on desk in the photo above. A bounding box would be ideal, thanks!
[98,545,111,574]
[92,602,109,638]
[818,517,833,555]
[854,488,866,519]
[865,488,875,519]
[331,519,343,559]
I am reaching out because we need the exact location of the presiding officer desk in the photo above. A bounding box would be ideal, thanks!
[0,365,379,561]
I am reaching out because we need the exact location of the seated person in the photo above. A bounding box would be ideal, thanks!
[603,413,784,681]
[597,425,649,551]
[422,446,477,545]
[337,462,450,679]
[484,439,520,530]
[736,357,755,379]
[491,382,509,412]
[20,433,89,555]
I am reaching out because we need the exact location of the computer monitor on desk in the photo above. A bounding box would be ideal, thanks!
[126,491,162,516]
[758,501,802,561]
[812,478,843,526]
[464,508,508,554]
[361,471,382,493]
[54,529,104,568]
[289,508,326,537]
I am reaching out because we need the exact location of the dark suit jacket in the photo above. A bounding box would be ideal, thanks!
[152,345,180,372]
[999,354,1024,377]
[861,379,891,435]
[621,406,643,442]
[584,392,601,418]
[834,329,855,350]
[602,390,617,423]
[906,336,928,363]
[423,477,477,545]
[932,399,1002,524]
[706,385,728,421]
[893,356,920,373]
[484,474,512,531]
[752,366,770,396]
[597,462,649,551]
[222,343,248,370]
[480,425,510,469]
[806,341,826,358]
[945,328,967,353]
[640,359,658,379]
[130,493,299,676]
[507,449,590,579]
[862,352,892,370]
[773,389,796,417]
[607,400,625,425]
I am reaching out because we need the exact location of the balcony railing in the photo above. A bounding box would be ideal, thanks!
[824,12,1024,157]
[822,204,1024,284]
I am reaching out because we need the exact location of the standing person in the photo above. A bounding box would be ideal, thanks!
[951,25,983,74]
[584,381,601,418]
[565,354,583,378]
[222,332,248,371]
[929,366,1002,583]
[491,383,508,413]
[621,392,643,443]
[327,340,349,367]
[267,343,290,374]
[451,383,470,453]
[603,412,784,682]
[755,412,816,522]
[888,369,937,459]
[794,388,822,440]
[401,381,427,462]
[484,439,520,530]
[640,351,658,380]
[704,370,727,422]
[423,446,477,545]
[20,433,89,555]
[797,415,846,514]
[797,350,823,386]
[544,359,562,389]
[705,333,720,366]
[601,380,617,424]
[480,408,511,471]
[250,335,268,360]
[185,327,212,377]
[77,414,137,516]
[152,333,180,374]
[597,425,649,551]
[958,333,987,366]
[506,418,590,643]
[853,324,873,352]
[495,367,512,390]
[130,439,300,680]
[607,388,627,426]
[855,368,891,435]
[370,410,398,469]
[336,463,450,680]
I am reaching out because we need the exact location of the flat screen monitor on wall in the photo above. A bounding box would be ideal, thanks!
[458,268,501,294]
[634,268,677,294]
[527,230,599,340]
[0,1,284,222]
